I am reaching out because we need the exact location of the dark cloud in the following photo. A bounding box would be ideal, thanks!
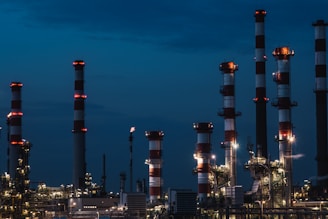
[1,0,326,53]
[0,1,263,51]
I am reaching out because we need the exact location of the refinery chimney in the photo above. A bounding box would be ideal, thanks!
[8,82,23,178]
[145,131,164,203]
[219,61,240,187]
[72,60,87,189]
[119,172,126,205]
[313,20,328,186]
[193,122,213,204]
[272,47,296,207]
[254,9,268,158]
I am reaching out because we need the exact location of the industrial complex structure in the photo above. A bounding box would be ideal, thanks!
[0,9,327,219]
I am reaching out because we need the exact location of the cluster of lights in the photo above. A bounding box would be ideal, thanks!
[272,46,295,57]
[7,112,23,117]
[272,72,282,82]
[255,10,267,15]
[74,94,87,99]
[220,141,239,149]
[10,141,24,145]
[72,128,87,133]
[277,133,296,142]
[145,131,164,138]
[219,61,238,72]
[10,82,23,87]
[193,122,213,129]
[72,61,85,66]
[253,97,269,102]
[253,55,267,61]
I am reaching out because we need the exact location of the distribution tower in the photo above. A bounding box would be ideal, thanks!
[193,122,213,204]
[219,61,240,187]
[313,20,328,186]
[8,82,23,178]
[254,9,268,158]
[272,47,296,207]
[145,131,164,203]
[72,60,87,189]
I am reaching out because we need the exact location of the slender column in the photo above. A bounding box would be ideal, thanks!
[313,20,328,186]
[72,60,87,189]
[145,131,164,203]
[8,82,23,178]
[219,61,240,187]
[272,47,296,207]
[254,9,268,158]
[193,122,213,204]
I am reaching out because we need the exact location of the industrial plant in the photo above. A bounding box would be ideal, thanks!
[0,9,328,219]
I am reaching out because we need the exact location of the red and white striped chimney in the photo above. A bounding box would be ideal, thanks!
[145,131,164,203]
[193,122,213,203]
[72,60,87,189]
[219,61,239,187]
[254,9,268,158]
[313,20,328,186]
[272,47,296,207]
[8,82,23,178]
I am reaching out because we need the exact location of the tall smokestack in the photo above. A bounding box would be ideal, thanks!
[272,47,296,207]
[119,172,126,205]
[8,82,23,178]
[219,61,240,187]
[72,60,87,189]
[313,20,328,186]
[145,131,164,203]
[101,153,107,194]
[129,126,135,192]
[193,122,213,204]
[254,9,268,158]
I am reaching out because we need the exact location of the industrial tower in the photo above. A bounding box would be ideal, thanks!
[72,60,87,189]
[8,82,23,178]
[272,47,296,207]
[145,131,164,203]
[244,9,272,207]
[313,20,328,187]
[254,9,269,158]
[218,61,240,187]
[193,122,213,204]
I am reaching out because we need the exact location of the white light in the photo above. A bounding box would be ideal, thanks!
[232,143,239,149]
[288,135,295,143]
[130,127,136,133]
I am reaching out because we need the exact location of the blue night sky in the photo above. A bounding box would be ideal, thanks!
[0,1,327,193]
